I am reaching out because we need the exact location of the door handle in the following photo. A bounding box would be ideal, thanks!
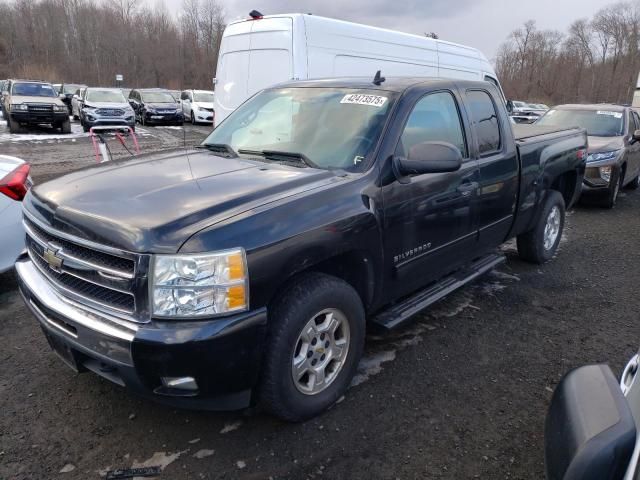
[457,181,478,197]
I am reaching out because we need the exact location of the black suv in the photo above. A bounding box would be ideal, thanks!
[128,89,184,126]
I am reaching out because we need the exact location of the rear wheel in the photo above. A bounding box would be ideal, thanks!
[259,273,365,422]
[517,190,565,264]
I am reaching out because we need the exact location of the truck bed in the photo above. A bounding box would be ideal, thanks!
[512,124,582,142]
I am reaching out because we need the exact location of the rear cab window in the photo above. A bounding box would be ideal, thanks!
[466,90,502,156]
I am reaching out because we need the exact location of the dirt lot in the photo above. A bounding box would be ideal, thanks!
[1,119,639,479]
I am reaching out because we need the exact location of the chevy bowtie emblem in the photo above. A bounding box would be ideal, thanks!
[43,246,63,272]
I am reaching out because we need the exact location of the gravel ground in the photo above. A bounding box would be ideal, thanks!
[0,119,639,479]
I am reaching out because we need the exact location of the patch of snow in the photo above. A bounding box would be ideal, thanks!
[351,350,396,387]
[193,449,215,459]
[188,438,201,444]
[220,420,242,434]
[59,464,76,473]
[237,460,247,469]
[132,449,188,471]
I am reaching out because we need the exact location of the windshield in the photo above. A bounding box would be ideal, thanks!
[537,109,624,137]
[141,92,175,103]
[12,82,56,97]
[194,92,215,103]
[63,84,82,94]
[86,89,126,103]
[203,87,396,171]
[121,89,131,98]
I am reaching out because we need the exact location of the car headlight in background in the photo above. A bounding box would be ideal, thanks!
[587,150,620,163]
[151,249,248,317]
[599,166,612,182]
[10,103,28,111]
[146,108,157,114]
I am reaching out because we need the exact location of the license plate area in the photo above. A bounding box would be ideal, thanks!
[44,330,80,372]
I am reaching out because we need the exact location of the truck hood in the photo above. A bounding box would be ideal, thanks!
[588,136,624,153]
[12,95,65,106]
[24,150,337,253]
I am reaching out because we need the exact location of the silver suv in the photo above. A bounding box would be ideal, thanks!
[79,88,135,132]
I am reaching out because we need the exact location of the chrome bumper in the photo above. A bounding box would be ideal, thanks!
[16,258,137,365]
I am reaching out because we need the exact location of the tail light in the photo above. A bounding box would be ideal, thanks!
[577,149,587,161]
[0,163,31,201]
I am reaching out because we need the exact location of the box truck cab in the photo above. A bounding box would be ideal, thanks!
[213,13,506,125]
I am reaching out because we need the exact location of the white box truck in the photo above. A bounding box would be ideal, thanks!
[213,13,507,125]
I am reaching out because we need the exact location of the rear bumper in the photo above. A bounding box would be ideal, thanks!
[16,258,267,410]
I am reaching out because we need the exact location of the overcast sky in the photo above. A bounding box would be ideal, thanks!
[163,0,609,62]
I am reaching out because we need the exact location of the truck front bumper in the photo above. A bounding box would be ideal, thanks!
[16,258,267,410]
[11,111,68,125]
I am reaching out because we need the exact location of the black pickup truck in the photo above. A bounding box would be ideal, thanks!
[17,77,587,421]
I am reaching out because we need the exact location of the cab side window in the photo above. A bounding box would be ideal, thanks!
[180,92,187,101]
[398,91,467,160]
[466,90,501,155]
[632,111,640,131]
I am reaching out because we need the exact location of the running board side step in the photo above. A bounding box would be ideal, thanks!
[371,253,506,331]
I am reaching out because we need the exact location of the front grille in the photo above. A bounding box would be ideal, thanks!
[27,104,53,112]
[24,216,142,318]
[25,218,134,273]
[96,108,124,117]
[158,109,176,114]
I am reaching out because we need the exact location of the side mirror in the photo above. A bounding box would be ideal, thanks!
[393,141,462,182]
[545,365,636,480]
[506,100,514,114]
[632,129,640,143]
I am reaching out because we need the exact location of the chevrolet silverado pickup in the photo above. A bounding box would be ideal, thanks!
[17,77,587,421]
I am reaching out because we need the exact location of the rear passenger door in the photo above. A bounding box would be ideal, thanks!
[463,88,519,251]
[382,88,479,299]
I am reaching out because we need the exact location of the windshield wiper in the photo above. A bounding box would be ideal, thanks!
[238,149,317,168]
[196,143,238,158]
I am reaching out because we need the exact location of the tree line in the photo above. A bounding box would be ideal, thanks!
[0,0,225,89]
[496,1,640,105]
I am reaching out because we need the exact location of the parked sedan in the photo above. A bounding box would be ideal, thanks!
[0,155,32,273]
[180,89,215,124]
[537,104,640,208]
[128,89,184,126]
[79,88,135,132]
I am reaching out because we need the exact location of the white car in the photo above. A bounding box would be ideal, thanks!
[71,87,87,120]
[180,90,215,124]
[0,155,31,273]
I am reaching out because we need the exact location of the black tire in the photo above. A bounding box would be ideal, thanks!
[517,190,565,264]
[625,172,640,190]
[61,118,71,134]
[601,168,622,209]
[8,116,24,134]
[259,272,365,422]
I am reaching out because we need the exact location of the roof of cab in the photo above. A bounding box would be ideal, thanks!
[267,76,492,93]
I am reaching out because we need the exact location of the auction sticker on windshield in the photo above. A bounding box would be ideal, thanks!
[597,111,623,118]
[341,94,388,107]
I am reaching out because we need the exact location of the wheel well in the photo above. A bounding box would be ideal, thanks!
[550,170,577,207]
[621,162,627,183]
[271,251,374,312]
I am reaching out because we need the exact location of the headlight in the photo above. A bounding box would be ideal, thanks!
[146,107,157,114]
[587,150,620,163]
[53,104,67,112]
[10,103,28,111]
[151,249,248,317]
[82,104,96,111]
[600,166,612,182]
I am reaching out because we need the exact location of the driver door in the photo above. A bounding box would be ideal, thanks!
[382,89,479,299]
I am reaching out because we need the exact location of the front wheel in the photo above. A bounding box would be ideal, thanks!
[60,118,71,134]
[517,190,565,264]
[601,168,622,208]
[259,273,365,422]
